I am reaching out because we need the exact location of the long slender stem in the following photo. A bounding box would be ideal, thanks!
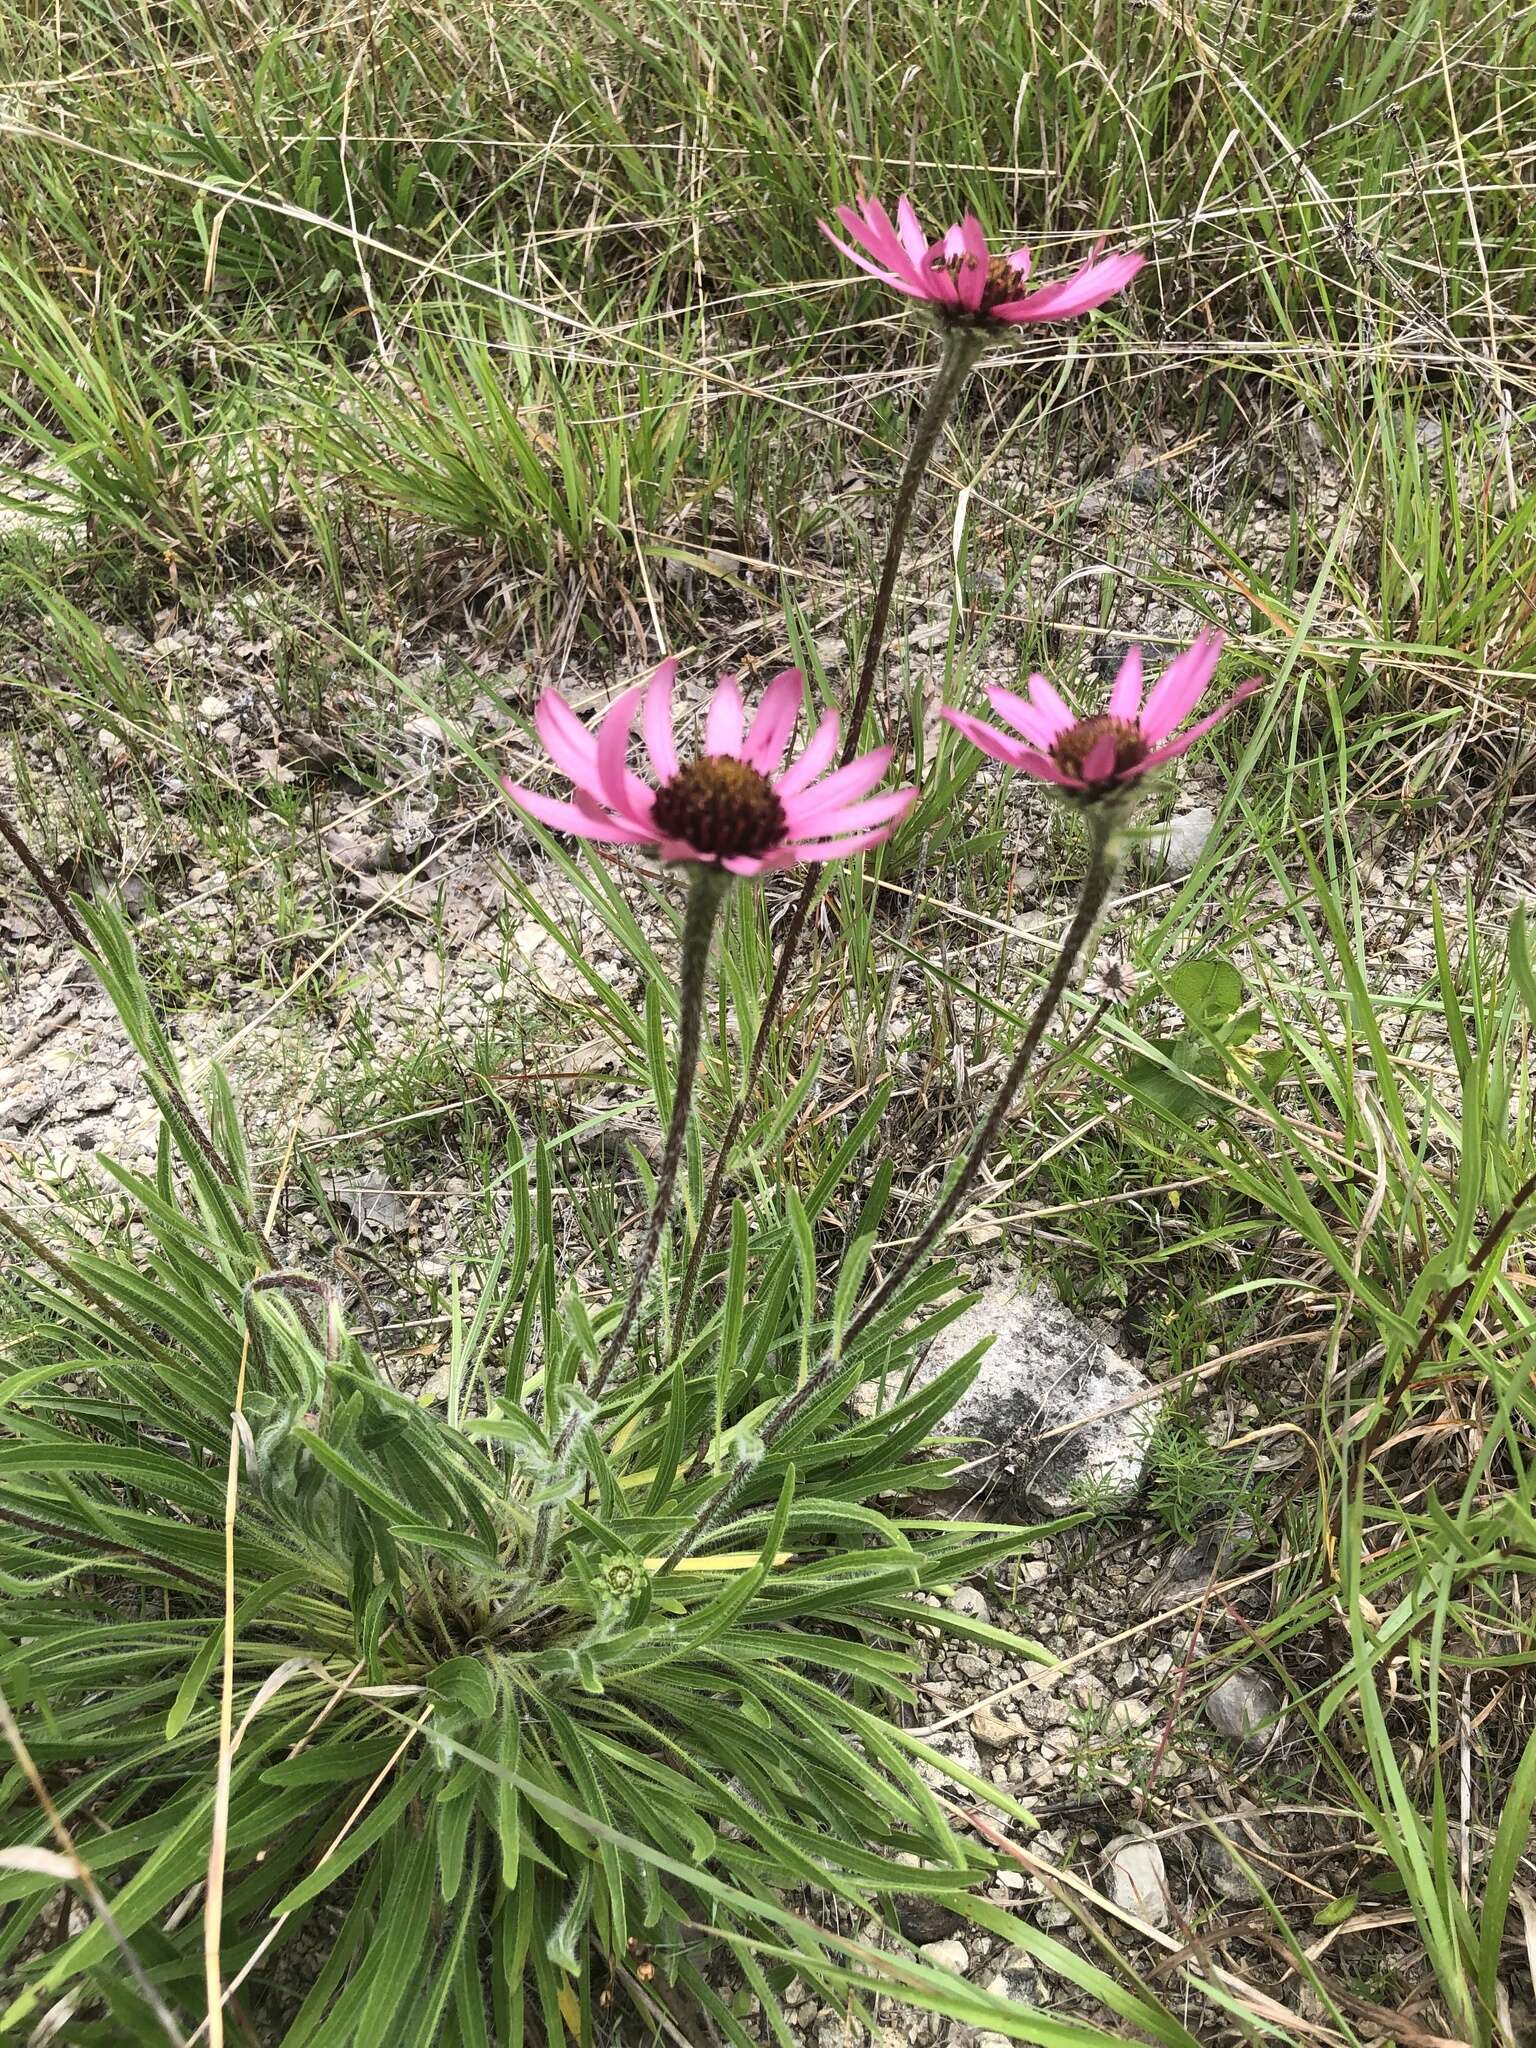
[524,867,727,1590]
[671,326,986,1342]
[568,867,728,1429]
[661,824,1122,1574]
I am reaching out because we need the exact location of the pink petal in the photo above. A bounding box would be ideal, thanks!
[781,746,893,824]
[1107,645,1144,722]
[1139,631,1224,745]
[1080,733,1118,783]
[596,685,645,815]
[994,249,1145,324]
[896,196,929,268]
[1140,680,1261,770]
[1024,672,1075,739]
[655,836,703,863]
[642,657,680,784]
[921,234,960,307]
[984,684,1061,749]
[704,675,745,756]
[857,194,930,291]
[834,200,901,267]
[721,854,768,876]
[774,711,840,797]
[742,667,804,774]
[955,213,989,314]
[826,199,931,296]
[1005,246,1032,281]
[575,785,653,835]
[503,781,651,846]
[534,690,599,785]
[940,706,1031,769]
[941,708,1078,786]
[818,221,926,300]
[783,787,913,838]
[776,824,903,864]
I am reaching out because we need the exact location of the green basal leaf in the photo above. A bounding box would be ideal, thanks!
[1164,954,1245,1031]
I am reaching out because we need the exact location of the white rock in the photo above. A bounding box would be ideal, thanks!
[916,1938,969,1975]
[1106,1697,1154,1732]
[1104,1833,1171,1929]
[1205,1669,1286,1747]
[324,1167,409,1240]
[1147,805,1215,878]
[897,1272,1160,1515]
[946,1584,991,1624]
[914,1728,982,1793]
[971,1701,1028,1749]
[983,1950,1040,2004]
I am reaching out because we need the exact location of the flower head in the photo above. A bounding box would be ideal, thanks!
[1084,954,1138,1005]
[819,192,1144,330]
[505,659,915,875]
[940,632,1259,804]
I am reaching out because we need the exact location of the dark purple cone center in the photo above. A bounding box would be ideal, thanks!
[652,756,787,859]
[1051,715,1148,784]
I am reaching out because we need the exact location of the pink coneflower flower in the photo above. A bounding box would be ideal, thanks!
[504,659,915,875]
[820,193,1144,329]
[940,631,1259,803]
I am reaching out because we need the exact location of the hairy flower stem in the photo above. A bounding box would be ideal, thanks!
[671,326,986,1344]
[525,868,727,1589]
[662,822,1123,1575]
[564,867,728,1428]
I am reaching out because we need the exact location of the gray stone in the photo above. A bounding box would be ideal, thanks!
[1,1086,50,1133]
[324,1167,409,1240]
[1201,1819,1265,1901]
[1146,805,1215,878]
[72,1079,118,1117]
[914,1727,982,1793]
[982,1951,1040,2006]
[894,1889,965,1946]
[946,1584,991,1625]
[1205,1669,1286,1747]
[971,1701,1029,1749]
[894,1274,1161,1516]
[916,1937,970,1975]
[1106,1697,1154,1732]
[1104,1833,1172,1929]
